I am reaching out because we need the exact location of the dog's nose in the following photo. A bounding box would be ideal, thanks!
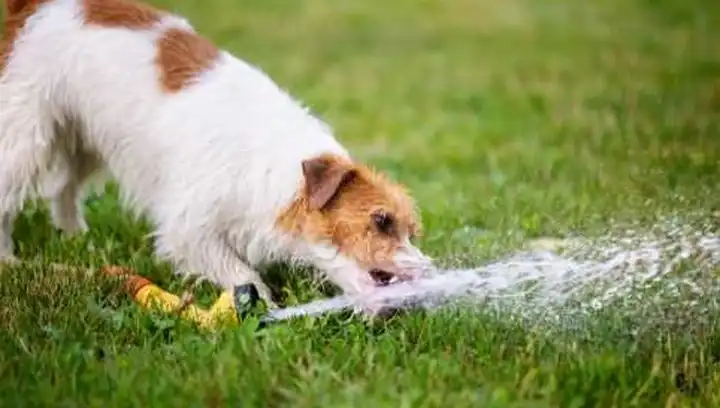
[396,244,434,270]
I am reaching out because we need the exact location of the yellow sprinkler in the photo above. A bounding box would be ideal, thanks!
[102,266,263,330]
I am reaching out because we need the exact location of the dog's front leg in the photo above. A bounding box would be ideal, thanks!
[157,232,277,309]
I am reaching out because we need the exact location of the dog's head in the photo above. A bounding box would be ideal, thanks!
[277,153,433,296]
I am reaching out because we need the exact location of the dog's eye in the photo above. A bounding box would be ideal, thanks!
[371,212,394,235]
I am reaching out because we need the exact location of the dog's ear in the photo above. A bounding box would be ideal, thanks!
[302,156,356,211]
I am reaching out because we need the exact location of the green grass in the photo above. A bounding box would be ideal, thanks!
[1,0,720,406]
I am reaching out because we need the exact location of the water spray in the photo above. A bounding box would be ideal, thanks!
[99,217,720,332]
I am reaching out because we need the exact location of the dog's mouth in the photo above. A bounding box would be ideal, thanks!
[369,268,397,286]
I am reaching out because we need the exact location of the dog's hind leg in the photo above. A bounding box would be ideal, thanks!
[44,144,102,235]
[0,94,57,260]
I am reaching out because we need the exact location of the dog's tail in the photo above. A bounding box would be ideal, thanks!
[5,0,39,17]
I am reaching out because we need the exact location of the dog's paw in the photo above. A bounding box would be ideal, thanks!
[252,281,278,310]
[0,253,20,268]
[49,203,89,236]
[52,216,89,236]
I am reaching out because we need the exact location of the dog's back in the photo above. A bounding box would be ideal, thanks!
[2,0,198,154]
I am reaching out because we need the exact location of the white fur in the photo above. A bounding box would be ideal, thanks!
[0,0,431,308]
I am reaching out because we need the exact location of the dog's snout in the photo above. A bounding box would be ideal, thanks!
[396,243,433,269]
[365,243,433,287]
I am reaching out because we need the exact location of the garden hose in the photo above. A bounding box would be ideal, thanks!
[102,266,263,330]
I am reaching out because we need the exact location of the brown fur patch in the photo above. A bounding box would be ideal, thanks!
[156,28,220,93]
[276,154,421,271]
[6,0,34,15]
[1,0,49,72]
[83,0,162,30]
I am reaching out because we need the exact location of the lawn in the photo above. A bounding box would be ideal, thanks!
[1,0,719,406]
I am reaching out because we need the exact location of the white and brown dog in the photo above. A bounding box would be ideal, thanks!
[0,0,433,311]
